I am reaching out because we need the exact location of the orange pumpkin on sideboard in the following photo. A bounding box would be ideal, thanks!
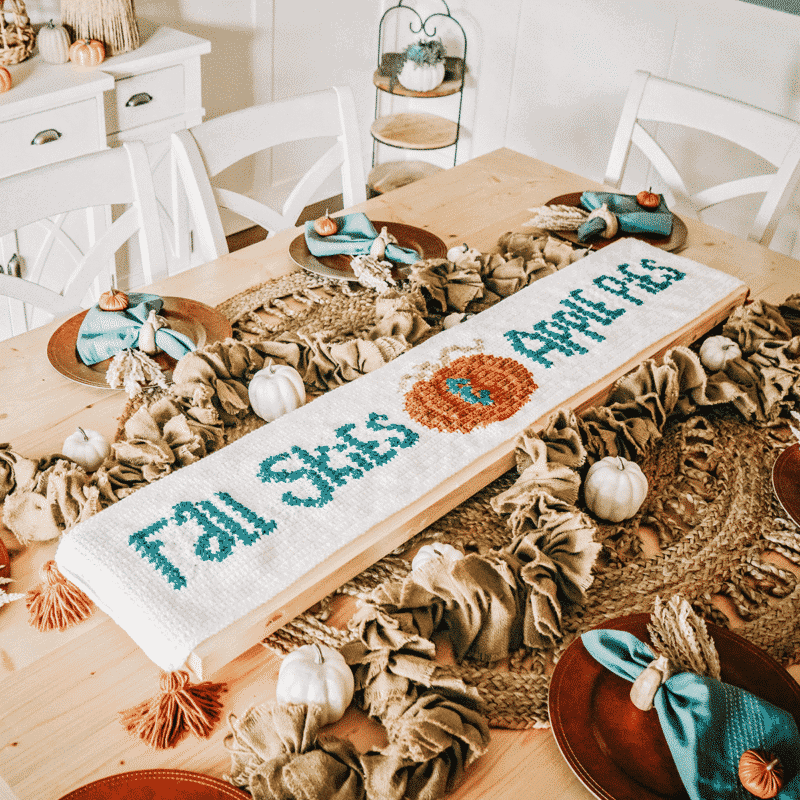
[69,38,106,66]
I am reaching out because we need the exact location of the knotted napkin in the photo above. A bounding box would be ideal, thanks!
[77,293,196,365]
[304,213,420,264]
[582,629,800,800]
[577,191,674,242]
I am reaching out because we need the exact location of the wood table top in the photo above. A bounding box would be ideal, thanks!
[1,148,798,800]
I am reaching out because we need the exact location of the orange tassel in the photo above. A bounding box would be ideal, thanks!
[119,670,226,749]
[26,560,94,631]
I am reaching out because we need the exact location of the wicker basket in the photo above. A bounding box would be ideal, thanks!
[0,0,35,65]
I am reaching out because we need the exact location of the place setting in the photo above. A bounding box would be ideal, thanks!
[550,603,800,800]
[773,410,800,529]
[46,289,232,389]
[528,189,688,253]
[289,210,447,285]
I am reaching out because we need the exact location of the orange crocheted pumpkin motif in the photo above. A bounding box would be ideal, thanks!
[404,353,537,434]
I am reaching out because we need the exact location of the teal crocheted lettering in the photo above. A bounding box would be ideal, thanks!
[335,423,389,468]
[593,274,645,305]
[259,413,419,509]
[625,258,686,292]
[129,519,187,590]
[505,316,588,367]
[174,500,237,562]
[365,412,419,450]
[216,491,276,544]
[175,494,276,562]
[259,451,335,507]
[446,377,493,405]
[293,444,364,486]
[552,309,605,342]
[560,289,625,325]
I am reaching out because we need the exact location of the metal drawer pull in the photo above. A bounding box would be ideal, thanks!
[126,92,153,107]
[31,129,62,145]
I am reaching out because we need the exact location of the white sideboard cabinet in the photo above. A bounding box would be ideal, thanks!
[0,22,210,337]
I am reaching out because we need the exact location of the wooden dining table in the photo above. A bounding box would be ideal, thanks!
[0,147,798,800]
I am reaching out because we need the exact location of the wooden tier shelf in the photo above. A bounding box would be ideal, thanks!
[372,69,462,98]
[371,112,458,151]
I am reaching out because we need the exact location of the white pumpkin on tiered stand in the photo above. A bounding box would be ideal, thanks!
[397,38,447,93]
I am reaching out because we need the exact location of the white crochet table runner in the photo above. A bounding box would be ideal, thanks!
[56,239,746,671]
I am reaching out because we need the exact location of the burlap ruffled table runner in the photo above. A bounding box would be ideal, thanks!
[1,230,799,799]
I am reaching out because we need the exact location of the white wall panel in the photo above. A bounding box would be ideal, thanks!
[663,0,800,254]
[505,0,676,184]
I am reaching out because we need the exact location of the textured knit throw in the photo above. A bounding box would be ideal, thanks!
[55,239,745,671]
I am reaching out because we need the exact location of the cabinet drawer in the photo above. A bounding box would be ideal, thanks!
[0,98,103,178]
[107,64,185,135]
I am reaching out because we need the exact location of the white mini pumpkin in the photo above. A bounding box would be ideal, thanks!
[37,20,71,64]
[446,242,482,265]
[398,59,446,93]
[699,335,741,372]
[62,427,110,472]
[583,456,648,523]
[411,542,465,572]
[248,360,306,422]
[275,643,354,726]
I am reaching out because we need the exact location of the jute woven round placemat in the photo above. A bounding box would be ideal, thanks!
[208,266,800,731]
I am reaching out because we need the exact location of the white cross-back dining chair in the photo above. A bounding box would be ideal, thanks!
[0,141,167,339]
[170,84,367,265]
[605,70,800,247]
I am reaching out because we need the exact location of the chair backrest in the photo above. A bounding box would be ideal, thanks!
[171,85,367,264]
[604,70,800,247]
[0,141,167,338]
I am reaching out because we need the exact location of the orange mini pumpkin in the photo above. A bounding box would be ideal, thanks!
[313,213,338,236]
[0,67,12,94]
[98,288,129,312]
[69,38,106,66]
[739,749,784,799]
[636,188,661,209]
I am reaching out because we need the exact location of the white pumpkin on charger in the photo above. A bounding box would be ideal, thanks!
[583,456,648,523]
[275,643,354,726]
[248,360,305,422]
[62,427,110,472]
[411,542,465,572]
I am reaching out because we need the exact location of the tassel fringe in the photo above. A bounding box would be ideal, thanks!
[119,670,226,749]
[26,560,94,631]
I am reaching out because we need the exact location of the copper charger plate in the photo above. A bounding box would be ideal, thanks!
[0,538,9,580]
[545,193,688,252]
[47,297,233,389]
[57,769,248,799]
[773,442,800,527]
[289,220,447,283]
[549,613,800,800]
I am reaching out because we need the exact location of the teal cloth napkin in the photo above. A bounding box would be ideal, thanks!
[304,213,420,265]
[77,293,196,366]
[582,629,800,800]
[577,191,674,242]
